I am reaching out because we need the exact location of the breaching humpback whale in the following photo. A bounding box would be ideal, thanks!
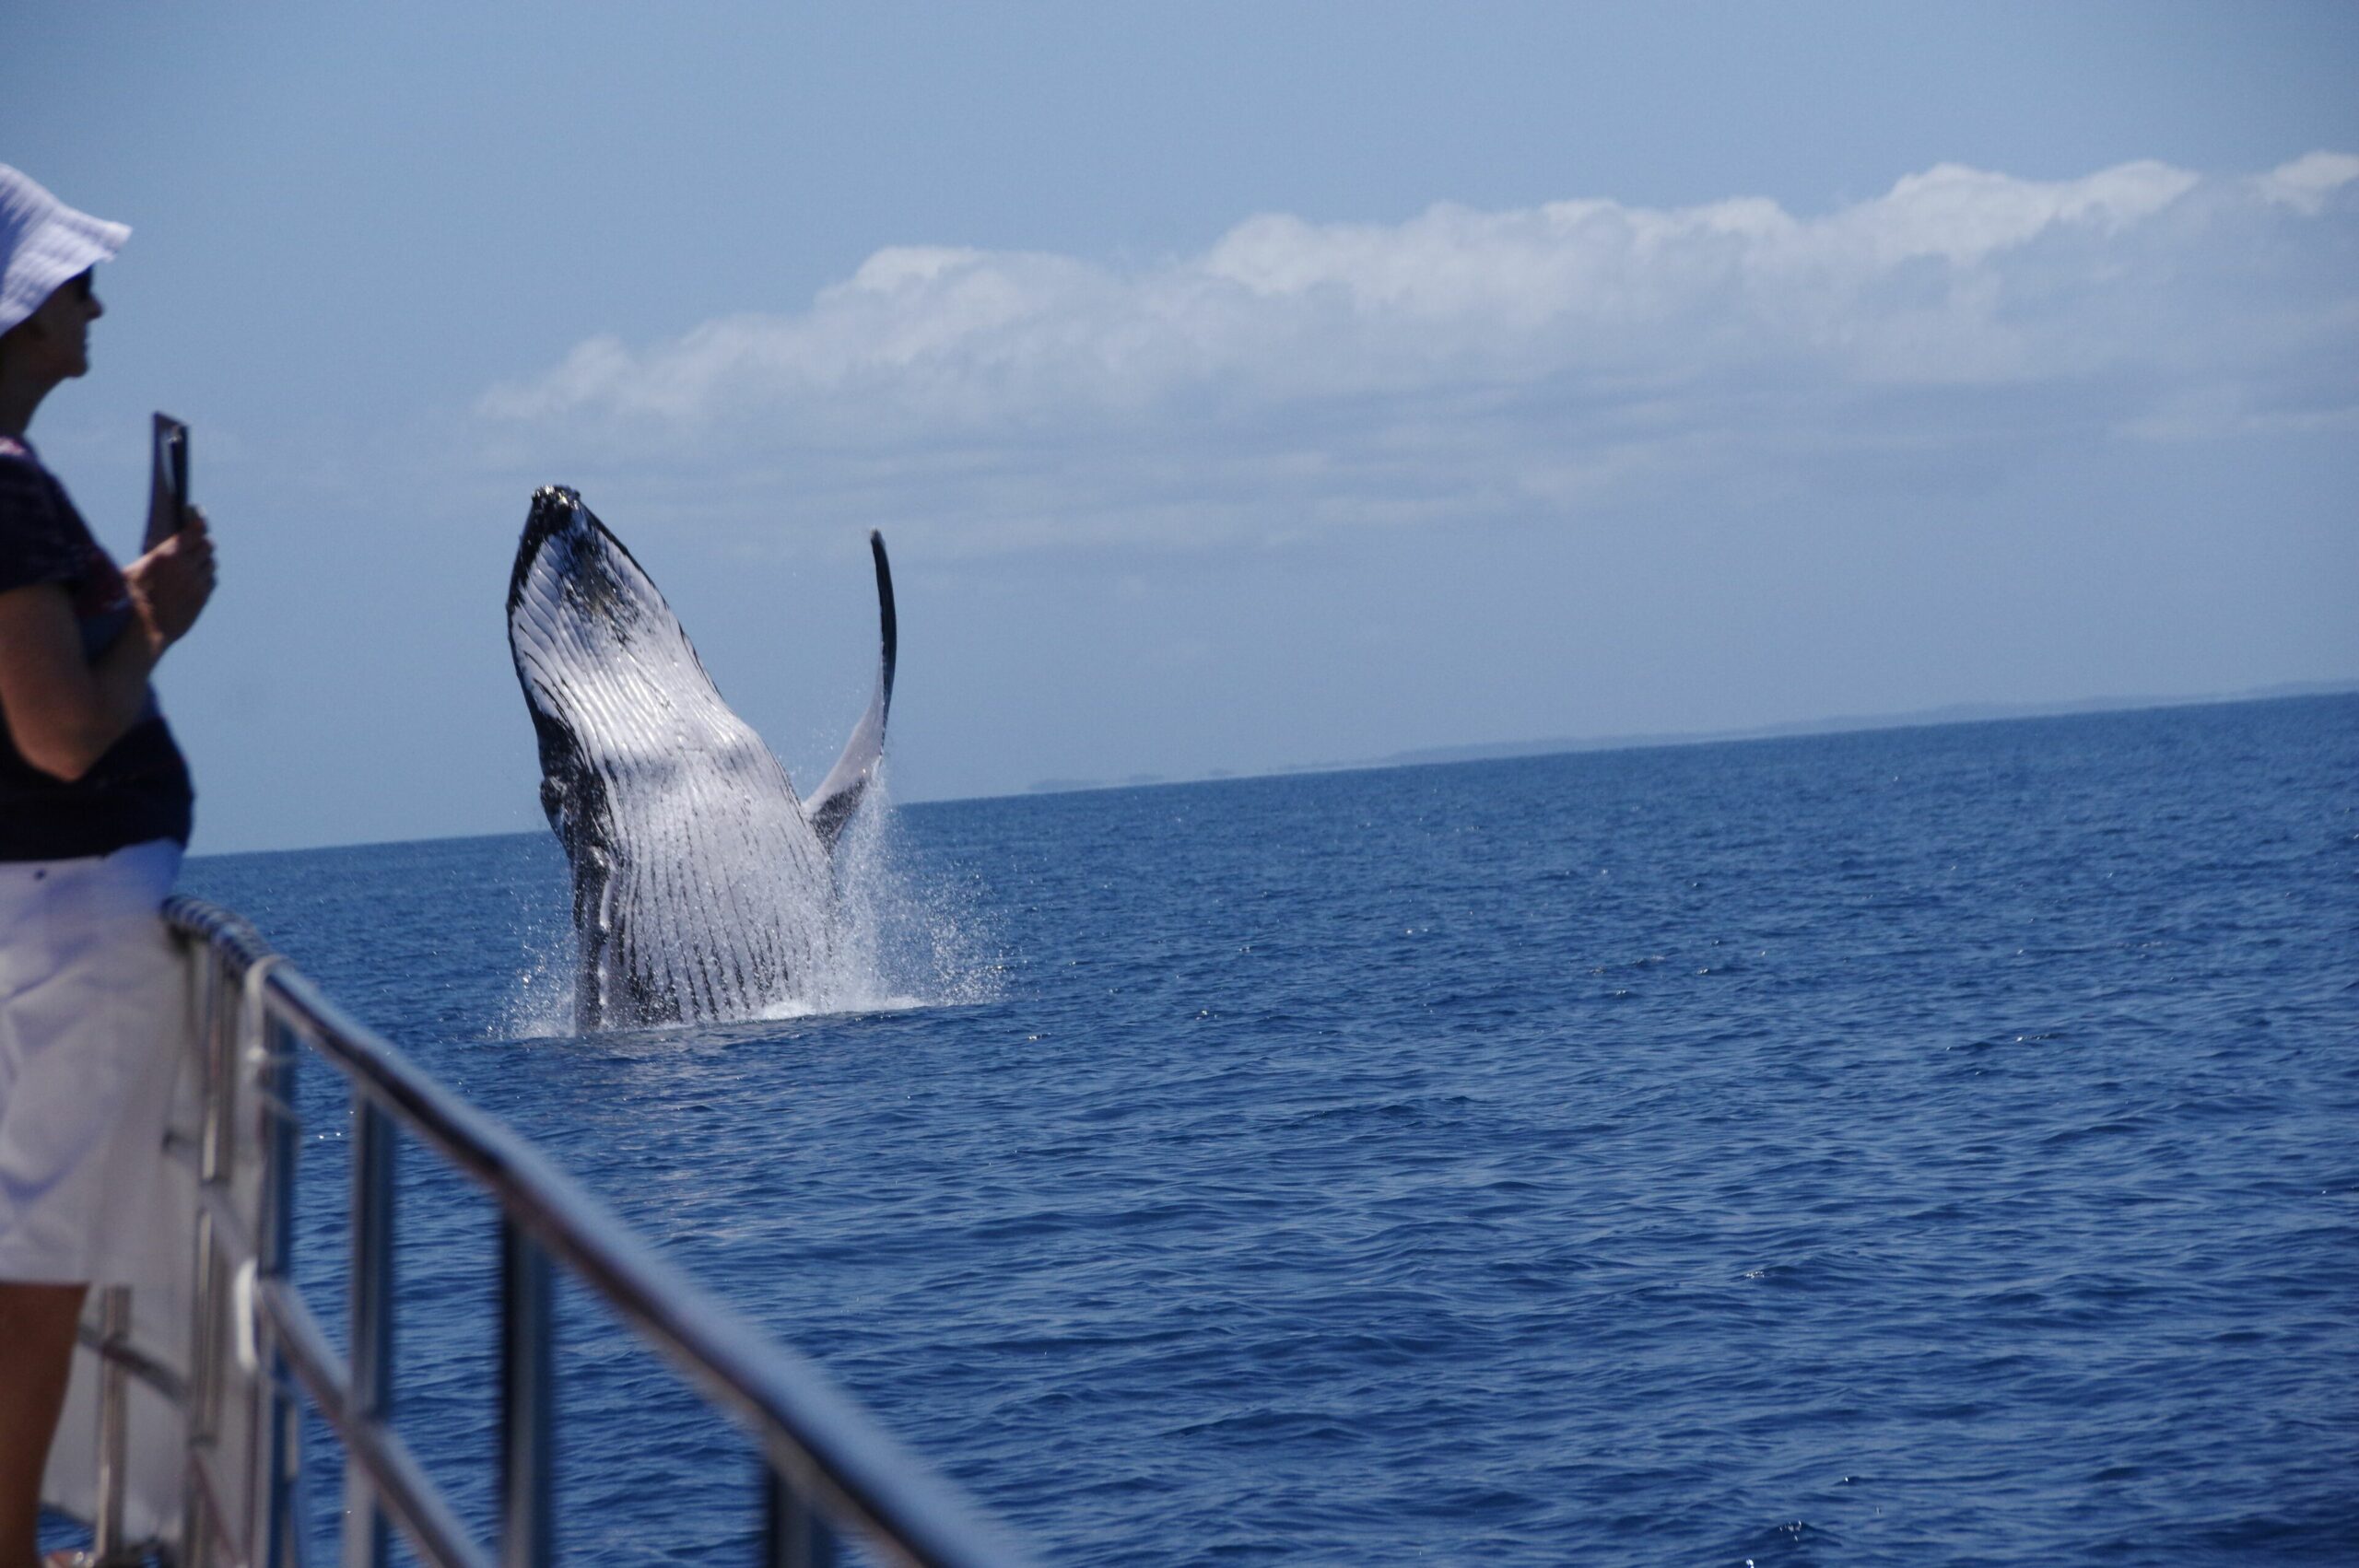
[506,486,896,1030]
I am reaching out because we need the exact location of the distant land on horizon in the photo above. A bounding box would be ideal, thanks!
[1019,680,2359,798]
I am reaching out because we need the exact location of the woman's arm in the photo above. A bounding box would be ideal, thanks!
[0,513,214,781]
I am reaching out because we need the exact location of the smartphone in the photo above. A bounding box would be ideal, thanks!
[146,413,190,550]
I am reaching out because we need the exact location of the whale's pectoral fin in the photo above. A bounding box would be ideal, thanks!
[806,530,897,854]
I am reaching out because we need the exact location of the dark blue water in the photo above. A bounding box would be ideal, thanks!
[180,695,2358,1566]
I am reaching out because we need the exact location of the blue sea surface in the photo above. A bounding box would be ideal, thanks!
[179,695,2359,1566]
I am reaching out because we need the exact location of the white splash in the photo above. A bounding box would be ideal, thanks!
[497,776,1000,1040]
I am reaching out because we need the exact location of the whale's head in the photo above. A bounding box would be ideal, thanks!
[511,486,652,649]
[508,483,714,712]
[505,484,753,837]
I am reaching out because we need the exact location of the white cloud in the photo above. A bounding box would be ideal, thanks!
[475,156,2357,554]
[2255,150,2359,215]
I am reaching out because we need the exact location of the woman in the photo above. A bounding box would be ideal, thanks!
[0,165,217,1568]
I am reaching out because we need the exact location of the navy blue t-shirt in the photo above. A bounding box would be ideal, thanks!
[0,435,194,859]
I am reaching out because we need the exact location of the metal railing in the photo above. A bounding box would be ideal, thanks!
[57,895,1038,1568]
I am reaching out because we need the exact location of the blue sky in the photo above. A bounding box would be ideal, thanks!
[11,3,2357,853]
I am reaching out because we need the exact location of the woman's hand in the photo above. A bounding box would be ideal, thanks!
[123,506,216,647]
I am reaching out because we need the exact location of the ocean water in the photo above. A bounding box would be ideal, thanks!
[172,695,2356,1566]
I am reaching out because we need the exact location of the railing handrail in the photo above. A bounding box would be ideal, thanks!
[158,894,1039,1568]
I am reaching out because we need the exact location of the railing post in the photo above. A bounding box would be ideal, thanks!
[183,1209,222,1568]
[257,1009,304,1568]
[763,1462,839,1568]
[91,1286,133,1562]
[183,938,229,1568]
[499,1220,555,1568]
[343,1094,397,1568]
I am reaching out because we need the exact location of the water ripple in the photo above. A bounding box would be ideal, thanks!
[180,696,2359,1566]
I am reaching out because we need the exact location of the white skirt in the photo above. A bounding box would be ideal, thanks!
[0,837,188,1284]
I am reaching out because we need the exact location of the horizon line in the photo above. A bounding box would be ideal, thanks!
[192,678,2358,860]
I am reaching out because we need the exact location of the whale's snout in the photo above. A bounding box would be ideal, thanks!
[518,485,589,565]
[509,484,603,623]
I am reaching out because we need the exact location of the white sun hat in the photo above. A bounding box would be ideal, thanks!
[0,164,130,337]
